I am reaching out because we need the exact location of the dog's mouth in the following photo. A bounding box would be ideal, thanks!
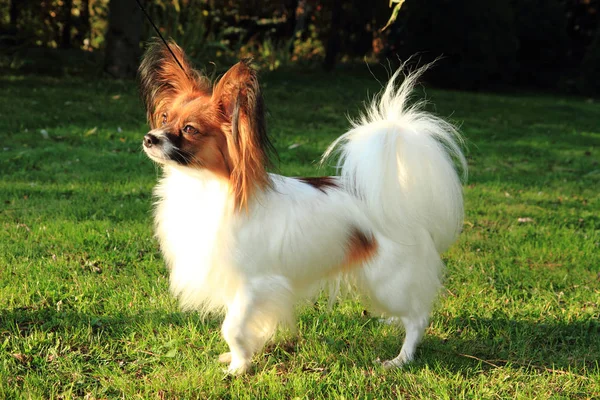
[143,148,168,164]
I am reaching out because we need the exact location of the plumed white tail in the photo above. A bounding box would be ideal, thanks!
[324,65,467,253]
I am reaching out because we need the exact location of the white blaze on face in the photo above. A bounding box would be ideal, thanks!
[143,128,178,164]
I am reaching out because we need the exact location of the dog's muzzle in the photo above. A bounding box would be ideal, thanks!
[144,133,160,148]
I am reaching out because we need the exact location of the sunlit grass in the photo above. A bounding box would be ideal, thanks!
[1,69,598,399]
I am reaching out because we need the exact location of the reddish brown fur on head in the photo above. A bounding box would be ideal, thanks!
[139,39,212,129]
[139,40,274,210]
[211,60,273,210]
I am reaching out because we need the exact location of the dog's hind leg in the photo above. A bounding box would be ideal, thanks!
[359,236,442,370]
[381,314,429,369]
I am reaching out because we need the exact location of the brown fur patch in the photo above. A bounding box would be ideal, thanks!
[212,60,274,210]
[140,43,275,211]
[296,176,339,193]
[139,40,212,130]
[343,227,378,270]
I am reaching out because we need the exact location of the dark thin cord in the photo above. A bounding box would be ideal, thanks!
[134,0,187,73]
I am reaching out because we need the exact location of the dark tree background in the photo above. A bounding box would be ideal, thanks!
[0,0,599,93]
[104,0,143,78]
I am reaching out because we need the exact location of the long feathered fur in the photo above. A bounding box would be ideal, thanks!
[141,50,466,374]
[138,39,211,129]
[324,64,467,253]
[211,60,276,210]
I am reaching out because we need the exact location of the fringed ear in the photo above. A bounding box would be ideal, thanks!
[138,39,210,129]
[212,59,274,210]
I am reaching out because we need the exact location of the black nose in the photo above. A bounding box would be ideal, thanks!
[144,133,159,148]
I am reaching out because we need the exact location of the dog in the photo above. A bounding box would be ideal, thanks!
[139,39,466,374]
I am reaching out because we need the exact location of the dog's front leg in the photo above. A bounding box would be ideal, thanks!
[219,276,294,375]
[220,296,254,375]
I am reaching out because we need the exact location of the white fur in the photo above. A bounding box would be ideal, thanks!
[151,66,466,374]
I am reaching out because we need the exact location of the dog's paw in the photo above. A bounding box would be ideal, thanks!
[225,358,251,375]
[219,352,251,375]
[218,352,232,364]
[374,356,408,370]
[381,358,405,370]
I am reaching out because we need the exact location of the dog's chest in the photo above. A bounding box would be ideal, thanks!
[153,169,231,269]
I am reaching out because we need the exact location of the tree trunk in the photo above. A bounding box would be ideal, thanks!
[9,0,20,29]
[285,0,299,55]
[74,0,91,49]
[284,0,299,37]
[323,0,342,71]
[579,16,600,94]
[60,0,73,48]
[104,0,144,79]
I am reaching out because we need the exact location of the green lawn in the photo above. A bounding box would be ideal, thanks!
[1,68,599,399]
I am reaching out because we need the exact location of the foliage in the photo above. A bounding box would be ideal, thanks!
[1,0,600,92]
[143,0,228,64]
[381,0,405,32]
[580,26,600,95]
[0,0,108,49]
[0,0,109,76]
[290,25,326,64]
[0,68,599,398]
[238,25,326,71]
[512,0,569,88]
[390,0,518,89]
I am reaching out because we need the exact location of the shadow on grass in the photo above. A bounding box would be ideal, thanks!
[1,305,218,331]
[306,311,599,375]
[420,315,600,375]
[2,305,598,378]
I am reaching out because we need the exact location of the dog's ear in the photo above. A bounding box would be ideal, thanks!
[138,39,210,129]
[212,60,273,210]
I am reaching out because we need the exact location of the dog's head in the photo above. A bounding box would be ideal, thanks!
[139,40,273,209]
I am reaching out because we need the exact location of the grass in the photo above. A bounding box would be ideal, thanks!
[0,66,599,399]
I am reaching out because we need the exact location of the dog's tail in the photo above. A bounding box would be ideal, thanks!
[323,65,467,253]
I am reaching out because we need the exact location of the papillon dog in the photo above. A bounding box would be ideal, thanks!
[139,40,466,374]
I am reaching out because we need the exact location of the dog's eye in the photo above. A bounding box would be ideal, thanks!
[182,125,199,135]
[161,113,167,126]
